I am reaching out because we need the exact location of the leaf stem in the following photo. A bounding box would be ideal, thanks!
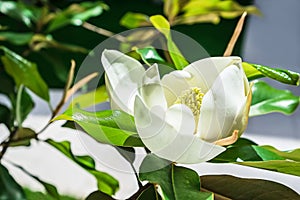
[127,182,152,200]
[16,84,24,128]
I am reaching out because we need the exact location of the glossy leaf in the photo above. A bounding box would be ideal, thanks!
[0,32,34,45]
[68,85,108,109]
[238,160,300,177]
[135,47,165,66]
[0,46,49,101]
[250,81,300,116]
[54,108,143,147]
[260,146,300,162]
[15,87,35,126]
[0,163,26,200]
[139,154,212,200]
[201,175,300,199]
[120,12,150,29]
[137,184,162,200]
[0,1,37,27]
[85,191,115,200]
[46,139,119,196]
[150,15,189,70]
[47,2,108,32]
[243,62,300,85]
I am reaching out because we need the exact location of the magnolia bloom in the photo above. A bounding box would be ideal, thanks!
[102,49,251,164]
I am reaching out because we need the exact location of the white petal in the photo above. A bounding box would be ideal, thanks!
[102,49,145,113]
[134,96,225,163]
[197,65,246,142]
[183,56,242,93]
[139,64,167,110]
[161,70,192,106]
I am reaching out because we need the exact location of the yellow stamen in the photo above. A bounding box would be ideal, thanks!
[174,87,204,133]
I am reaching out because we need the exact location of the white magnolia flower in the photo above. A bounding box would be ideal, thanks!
[102,49,251,164]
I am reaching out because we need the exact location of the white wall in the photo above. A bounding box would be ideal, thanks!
[243,0,300,139]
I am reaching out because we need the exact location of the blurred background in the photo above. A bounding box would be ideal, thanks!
[243,0,300,139]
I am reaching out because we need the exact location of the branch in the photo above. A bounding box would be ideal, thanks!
[223,12,247,57]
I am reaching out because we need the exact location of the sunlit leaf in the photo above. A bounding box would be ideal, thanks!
[68,85,109,109]
[201,175,299,199]
[0,163,26,200]
[120,12,150,29]
[139,154,213,200]
[150,15,189,70]
[0,46,49,101]
[250,81,299,116]
[134,46,165,66]
[47,139,119,196]
[0,1,37,27]
[0,32,34,45]
[260,146,300,162]
[54,108,143,147]
[47,2,108,32]
[24,188,76,200]
[243,62,300,86]
[238,160,300,177]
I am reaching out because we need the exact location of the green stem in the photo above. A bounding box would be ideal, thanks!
[16,84,24,128]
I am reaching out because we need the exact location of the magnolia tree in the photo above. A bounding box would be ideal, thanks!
[0,1,300,200]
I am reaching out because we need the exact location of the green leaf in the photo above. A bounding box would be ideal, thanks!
[9,127,36,147]
[85,191,115,200]
[23,188,76,200]
[0,104,12,128]
[47,2,108,32]
[15,86,35,126]
[0,46,49,101]
[0,32,34,45]
[120,12,150,29]
[0,163,26,200]
[250,81,300,116]
[201,175,300,199]
[68,85,108,109]
[54,108,143,147]
[46,139,119,195]
[9,162,60,199]
[134,46,165,66]
[139,154,212,200]
[115,147,135,164]
[0,67,15,96]
[139,154,174,200]
[260,146,300,162]
[172,166,213,200]
[243,62,300,85]
[163,0,180,21]
[137,184,162,200]
[150,15,189,70]
[238,160,300,177]
[0,1,36,27]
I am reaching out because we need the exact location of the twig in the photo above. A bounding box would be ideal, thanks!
[223,12,247,57]
[0,129,17,160]
[82,22,127,42]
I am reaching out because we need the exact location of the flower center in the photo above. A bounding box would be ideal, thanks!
[174,87,204,133]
